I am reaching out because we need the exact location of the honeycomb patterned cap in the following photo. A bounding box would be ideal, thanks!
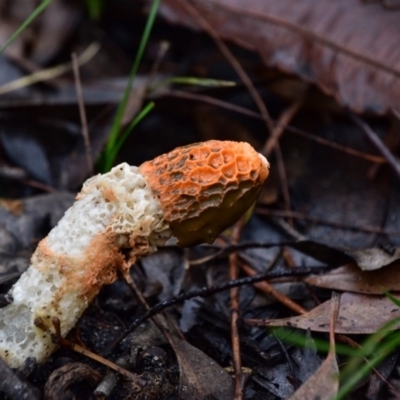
[139,140,269,246]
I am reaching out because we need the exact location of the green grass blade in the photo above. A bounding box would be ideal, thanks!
[340,315,400,379]
[103,0,160,171]
[0,0,52,56]
[336,331,400,400]
[150,76,236,92]
[104,102,155,171]
[336,301,400,399]
[385,291,400,308]
[86,0,105,20]
[272,328,359,356]
[169,77,236,87]
[273,315,400,399]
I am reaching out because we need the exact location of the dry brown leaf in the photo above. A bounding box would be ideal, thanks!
[304,262,400,294]
[289,293,339,400]
[251,292,400,334]
[160,0,400,114]
[168,334,234,400]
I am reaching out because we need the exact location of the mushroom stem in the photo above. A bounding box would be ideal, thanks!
[0,140,269,368]
[0,163,170,367]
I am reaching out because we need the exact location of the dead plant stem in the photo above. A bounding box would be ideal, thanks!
[262,99,303,157]
[348,112,400,180]
[229,220,245,400]
[72,52,93,175]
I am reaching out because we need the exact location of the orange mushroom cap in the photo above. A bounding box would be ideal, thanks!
[139,140,269,246]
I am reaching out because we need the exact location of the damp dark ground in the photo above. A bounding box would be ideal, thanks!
[1,1,400,399]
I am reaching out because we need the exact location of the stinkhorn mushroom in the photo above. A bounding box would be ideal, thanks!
[0,140,269,368]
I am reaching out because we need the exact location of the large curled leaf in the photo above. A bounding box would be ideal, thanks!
[160,0,400,114]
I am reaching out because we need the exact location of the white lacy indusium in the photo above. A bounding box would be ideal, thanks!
[0,163,171,368]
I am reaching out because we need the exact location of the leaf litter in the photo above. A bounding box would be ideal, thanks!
[288,292,340,399]
[0,0,400,398]
[160,0,400,115]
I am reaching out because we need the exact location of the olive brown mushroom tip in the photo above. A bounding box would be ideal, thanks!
[0,140,269,367]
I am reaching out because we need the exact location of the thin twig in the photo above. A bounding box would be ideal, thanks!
[0,42,100,96]
[104,266,331,354]
[282,247,296,267]
[366,117,400,179]
[274,144,293,226]
[121,269,191,379]
[148,41,170,84]
[122,270,172,339]
[263,99,303,156]
[287,123,385,164]
[72,52,93,175]
[176,0,274,132]
[161,89,386,164]
[229,221,244,400]
[240,263,307,315]
[0,165,57,192]
[329,292,340,353]
[257,207,400,236]
[348,112,400,180]
[34,317,145,385]
[22,179,57,193]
